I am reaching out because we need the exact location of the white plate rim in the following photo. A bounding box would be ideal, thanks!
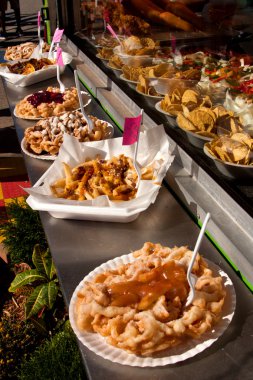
[135,86,163,99]
[69,254,236,367]
[106,62,123,71]
[155,100,176,117]
[119,73,138,84]
[21,138,57,160]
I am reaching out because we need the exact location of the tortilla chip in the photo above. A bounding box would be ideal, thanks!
[177,112,196,131]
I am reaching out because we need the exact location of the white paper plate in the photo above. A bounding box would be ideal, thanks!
[120,74,138,84]
[155,101,176,117]
[135,87,163,99]
[106,62,122,72]
[69,254,236,367]
[14,91,91,120]
[21,138,57,160]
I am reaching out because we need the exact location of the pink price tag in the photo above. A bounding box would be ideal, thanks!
[53,28,64,43]
[56,47,64,67]
[122,114,142,146]
[106,24,118,39]
[37,11,41,28]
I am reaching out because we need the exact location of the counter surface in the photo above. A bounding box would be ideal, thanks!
[3,67,253,380]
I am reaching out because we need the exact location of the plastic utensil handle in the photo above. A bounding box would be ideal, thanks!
[74,70,92,133]
[188,213,211,275]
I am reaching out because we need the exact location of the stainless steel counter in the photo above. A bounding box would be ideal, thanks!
[3,67,253,380]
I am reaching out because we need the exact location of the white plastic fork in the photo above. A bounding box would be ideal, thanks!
[185,212,211,307]
[74,70,93,133]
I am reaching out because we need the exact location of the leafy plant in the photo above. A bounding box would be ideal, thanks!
[9,245,59,320]
[19,321,86,380]
[0,198,48,265]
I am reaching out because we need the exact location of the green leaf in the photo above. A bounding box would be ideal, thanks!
[25,284,49,319]
[9,270,47,292]
[32,244,56,280]
[46,281,59,309]
[30,316,48,336]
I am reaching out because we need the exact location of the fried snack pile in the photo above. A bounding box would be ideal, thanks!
[177,102,243,138]
[160,88,210,116]
[15,87,79,119]
[121,36,157,56]
[4,42,51,61]
[97,47,114,60]
[122,63,173,82]
[4,42,36,61]
[108,55,124,70]
[24,111,112,156]
[97,35,122,49]
[6,58,55,75]
[74,242,226,356]
[205,132,253,165]
[136,75,161,97]
[50,154,151,201]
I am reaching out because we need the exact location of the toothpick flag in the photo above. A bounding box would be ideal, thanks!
[52,28,64,43]
[106,24,123,47]
[122,113,142,146]
[56,47,64,66]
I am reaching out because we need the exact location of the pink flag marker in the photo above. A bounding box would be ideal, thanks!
[56,47,64,66]
[37,11,41,29]
[53,28,64,43]
[122,113,142,146]
[106,24,122,47]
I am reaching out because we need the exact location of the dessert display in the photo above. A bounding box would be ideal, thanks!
[23,111,113,157]
[15,87,79,119]
[4,57,55,75]
[72,242,227,356]
[4,41,51,61]
[205,132,253,165]
[50,154,153,201]
[4,42,36,61]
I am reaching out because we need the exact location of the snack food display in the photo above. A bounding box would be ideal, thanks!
[121,36,157,56]
[23,111,113,157]
[136,75,162,97]
[122,63,173,82]
[5,57,55,75]
[4,42,51,61]
[71,242,228,357]
[97,47,114,60]
[50,154,153,201]
[108,55,124,70]
[177,104,243,138]
[15,87,80,119]
[204,132,253,165]
[159,88,209,117]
